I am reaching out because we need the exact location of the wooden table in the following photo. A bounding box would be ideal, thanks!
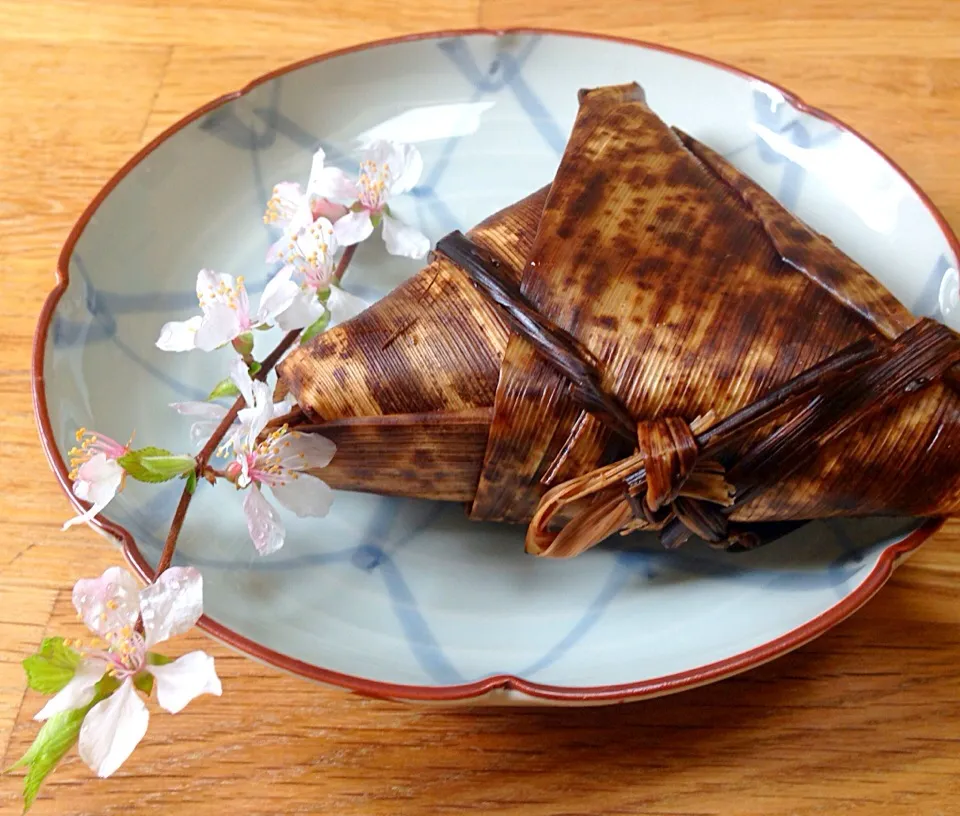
[2,1,960,813]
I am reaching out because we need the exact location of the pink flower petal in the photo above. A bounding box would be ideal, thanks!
[72,455,124,502]
[385,142,424,195]
[236,278,251,316]
[255,267,301,325]
[242,487,285,555]
[269,473,334,518]
[235,380,275,452]
[288,218,339,288]
[265,235,287,264]
[362,139,395,168]
[277,432,336,471]
[305,147,330,196]
[273,396,297,418]
[333,210,374,247]
[72,566,141,637]
[34,659,108,721]
[310,165,359,202]
[194,304,243,351]
[170,404,228,450]
[63,454,124,530]
[228,354,255,405]
[264,182,304,229]
[62,504,103,531]
[139,567,204,649]
[276,288,324,331]
[148,651,222,714]
[298,217,337,262]
[359,140,421,196]
[325,285,369,326]
[381,213,430,259]
[195,269,233,302]
[311,197,349,223]
[169,401,229,449]
[169,401,227,421]
[78,679,149,778]
[156,315,202,352]
[194,420,224,450]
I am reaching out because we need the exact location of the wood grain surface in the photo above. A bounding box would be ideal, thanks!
[2,1,960,813]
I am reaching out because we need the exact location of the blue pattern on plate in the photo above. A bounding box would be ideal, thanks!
[57,255,207,400]
[515,551,650,677]
[439,36,566,156]
[752,89,842,209]
[913,253,954,318]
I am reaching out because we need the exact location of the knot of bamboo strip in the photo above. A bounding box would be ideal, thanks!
[526,418,735,558]
[627,418,699,518]
[625,418,732,546]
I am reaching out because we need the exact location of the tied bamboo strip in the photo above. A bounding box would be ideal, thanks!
[528,320,960,558]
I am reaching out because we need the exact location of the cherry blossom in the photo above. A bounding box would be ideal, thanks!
[14,126,435,811]
[63,429,131,531]
[310,140,430,259]
[227,404,336,555]
[324,285,369,327]
[263,149,348,264]
[36,567,220,778]
[169,359,294,452]
[274,216,338,285]
[272,217,336,331]
[156,269,303,353]
[269,216,369,330]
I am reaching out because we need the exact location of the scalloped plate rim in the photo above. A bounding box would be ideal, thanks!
[32,27,955,704]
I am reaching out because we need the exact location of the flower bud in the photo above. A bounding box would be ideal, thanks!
[232,332,255,358]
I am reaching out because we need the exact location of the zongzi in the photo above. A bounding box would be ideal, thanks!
[278,82,960,558]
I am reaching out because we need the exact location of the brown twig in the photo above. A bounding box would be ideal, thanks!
[151,246,357,578]
[333,243,357,284]
[152,328,302,576]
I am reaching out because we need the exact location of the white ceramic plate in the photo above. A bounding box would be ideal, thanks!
[35,30,959,704]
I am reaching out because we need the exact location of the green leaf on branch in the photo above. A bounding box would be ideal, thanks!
[207,377,240,400]
[208,361,260,400]
[300,313,331,345]
[6,677,117,812]
[184,470,198,495]
[118,447,170,481]
[22,638,82,695]
[17,707,86,811]
[119,448,195,483]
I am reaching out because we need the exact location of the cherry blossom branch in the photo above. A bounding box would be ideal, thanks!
[153,329,301,576]
[10,142,435,809]
[333,242,357,284]
[154,488,195,577]
[152,245,357,578]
